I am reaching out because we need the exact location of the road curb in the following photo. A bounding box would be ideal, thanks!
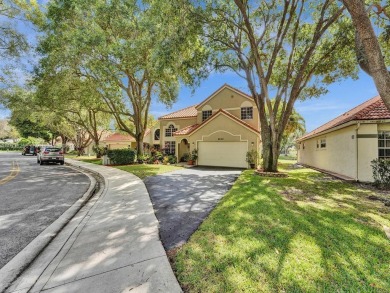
[0,165,99,293]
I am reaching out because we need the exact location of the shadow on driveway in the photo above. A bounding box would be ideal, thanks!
[144,167,242,250]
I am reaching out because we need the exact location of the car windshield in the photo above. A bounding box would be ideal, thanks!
[46,148,61,152]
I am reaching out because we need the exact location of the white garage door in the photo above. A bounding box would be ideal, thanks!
[197,141,247,168]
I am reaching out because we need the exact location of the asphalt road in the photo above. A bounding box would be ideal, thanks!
[145,167,241,250]
[0,152,90,269]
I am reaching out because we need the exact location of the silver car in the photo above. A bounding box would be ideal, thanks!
[37,146,65,165]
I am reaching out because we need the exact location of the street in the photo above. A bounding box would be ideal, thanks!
[0,152,90,269]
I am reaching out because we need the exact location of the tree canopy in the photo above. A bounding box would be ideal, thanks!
[197,0,357,171]
[37,0,208,155]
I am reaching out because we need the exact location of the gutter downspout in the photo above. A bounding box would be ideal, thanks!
[355,122,360,182]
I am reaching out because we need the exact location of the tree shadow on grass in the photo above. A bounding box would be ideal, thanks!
[174,168,390,292]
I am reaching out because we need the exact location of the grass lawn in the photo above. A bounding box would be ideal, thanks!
[65,155,102,165]
[174,161,390,292]
[114,164,182,180]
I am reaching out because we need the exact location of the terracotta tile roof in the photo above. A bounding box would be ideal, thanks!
[174,109,260,136]
[102,129,151,142]
[103,133,135,142]
[159,105,198,120]
[174,124,200,135]
[298,96,390,141]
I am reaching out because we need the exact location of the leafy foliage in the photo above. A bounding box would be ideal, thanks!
[106,149,136,165]
[371,158,390,188]
[199,0,357,171]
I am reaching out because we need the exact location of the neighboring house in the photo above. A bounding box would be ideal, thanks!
[102,128,160,152]
[158,84,261,168]
[297,96,390,182]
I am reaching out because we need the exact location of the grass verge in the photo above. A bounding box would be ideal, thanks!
[174,161,390,292]
[114,164,182,180]
[65,155,102,165]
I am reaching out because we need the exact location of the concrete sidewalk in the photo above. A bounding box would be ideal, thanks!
[7,159,181,293]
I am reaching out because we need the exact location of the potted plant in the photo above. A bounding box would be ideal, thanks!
[188,148,198,165]
[246,149,258,169]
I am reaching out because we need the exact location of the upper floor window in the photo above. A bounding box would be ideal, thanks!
[317,138,326,149]
[154,129,160,140]
[241,107,253,120]
[165,124,177,137]
[378,131,390,159]
[202,110,212,121]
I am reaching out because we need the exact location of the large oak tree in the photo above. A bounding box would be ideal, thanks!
[342,0,390,109]
[38,0,207,155]
[199,0,357,171]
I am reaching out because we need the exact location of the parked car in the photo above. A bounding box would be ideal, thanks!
[37,146,64,165]
[22,145,37,156]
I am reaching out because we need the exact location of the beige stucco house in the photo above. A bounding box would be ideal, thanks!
[102,84,261,168]
[157,84,261,168]
[297,96,390,182]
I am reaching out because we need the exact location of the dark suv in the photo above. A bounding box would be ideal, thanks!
[22,145,37,156]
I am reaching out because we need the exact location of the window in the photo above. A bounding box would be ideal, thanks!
[378,131,390,159]
[165,124,177,137]
[241,107,253,120]
[202,110,212,121]
[154,129,160,140]
[164,141,175,155]
[317,138,326,149]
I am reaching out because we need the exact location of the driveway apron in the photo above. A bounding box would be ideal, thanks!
[144,167,242,250]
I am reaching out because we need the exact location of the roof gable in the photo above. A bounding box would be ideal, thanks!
[174,108,259,136]
[298,96,390,141]
[195,84,253,110]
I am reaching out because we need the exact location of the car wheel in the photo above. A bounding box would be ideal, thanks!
[40,160,44,165]
[60,161,64,165]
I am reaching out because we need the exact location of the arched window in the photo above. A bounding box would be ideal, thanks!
[240,101,253,120]
[165,124,177,137]
[154,129,160,140]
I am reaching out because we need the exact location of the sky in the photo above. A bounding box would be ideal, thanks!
[150,71,378,133]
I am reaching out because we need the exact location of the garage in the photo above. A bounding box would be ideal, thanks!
[197,141,248,168]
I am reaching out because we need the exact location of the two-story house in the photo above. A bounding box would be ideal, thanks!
[157,84,261,168]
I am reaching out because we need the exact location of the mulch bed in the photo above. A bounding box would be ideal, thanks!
[254,169,288,178]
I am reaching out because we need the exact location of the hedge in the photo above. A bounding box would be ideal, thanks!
[106,149,136,165]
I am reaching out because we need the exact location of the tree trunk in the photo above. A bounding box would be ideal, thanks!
[94,139,102,159]
[343,0,390,110]
[136,134,144,156]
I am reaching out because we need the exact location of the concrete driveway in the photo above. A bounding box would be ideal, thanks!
[144,167,242,250]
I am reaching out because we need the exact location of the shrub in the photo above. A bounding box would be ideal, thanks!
[92,145,105,157]
[168,155,177,164]
[371,159,390,188]
[0,143,24,151]
[162,156,170,165]
[106,149,136,165]
[191,149,198,161]
[137,154,150,164]
[181,153,190,162]
[246,150,259,164]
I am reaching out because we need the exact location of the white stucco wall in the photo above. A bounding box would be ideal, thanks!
[298,125,357,179]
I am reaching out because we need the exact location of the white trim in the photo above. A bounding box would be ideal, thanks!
[196,130,249,143]
[297,120,390,142]
[188,111,260,137]
[159,117,196,121]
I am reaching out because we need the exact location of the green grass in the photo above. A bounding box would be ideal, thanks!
[174,160,390,292]
[65,155,102,165]
[114,164,182,179]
